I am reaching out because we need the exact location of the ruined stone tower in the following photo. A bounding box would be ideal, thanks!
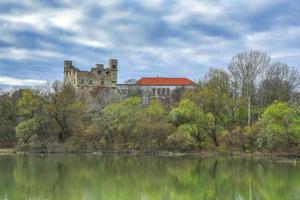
[64,59,118,90]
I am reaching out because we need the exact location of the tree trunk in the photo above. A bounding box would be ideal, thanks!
[212,134,219,147]
[58,126,65,143]
[247,90,251,126]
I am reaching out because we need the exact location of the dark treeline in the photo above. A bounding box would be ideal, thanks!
[0,50,300,153]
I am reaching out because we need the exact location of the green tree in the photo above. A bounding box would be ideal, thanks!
[46,83,83,143]
[0,95,17,145]
[170,99,206,145]
[184,69,241,146]
[204,112,224,147]
[258,101,300,150]
[16,89,55,148]
[17,89,43,119]
[146,99,166,122]
[15,118,38,149]
[100,97,144,149]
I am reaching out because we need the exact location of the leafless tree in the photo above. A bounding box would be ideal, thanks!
[118,79,141,98]
[258,62,300,106]
[228,50,271,126]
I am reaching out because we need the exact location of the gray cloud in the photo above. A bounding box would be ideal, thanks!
[0,0,299,86]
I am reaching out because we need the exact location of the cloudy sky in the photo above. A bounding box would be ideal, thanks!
[0,0,300,87]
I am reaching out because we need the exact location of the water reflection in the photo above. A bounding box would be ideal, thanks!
[0,155,299,200]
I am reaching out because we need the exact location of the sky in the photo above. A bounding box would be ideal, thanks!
[0,0,300,87]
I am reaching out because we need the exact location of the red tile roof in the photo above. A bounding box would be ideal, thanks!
[136,77,195,86]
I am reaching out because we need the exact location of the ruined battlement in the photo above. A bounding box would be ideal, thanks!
[64,59,118,90]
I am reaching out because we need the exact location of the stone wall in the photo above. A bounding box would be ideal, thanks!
[63,59,118,92]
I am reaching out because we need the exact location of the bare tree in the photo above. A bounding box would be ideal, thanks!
[118,79,141,98]
[228,50,271,126]
[258,62,300,106]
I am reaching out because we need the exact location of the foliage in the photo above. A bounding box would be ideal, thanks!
[46,84,84,142]
[170,99,205,126]
[170,99,206,145]
[146,99,166,122]
[166,131,196,151]
[258,101,300,151]
[1,51,300,154]
[135,121,175,151]
[16,119,38,149]
[17,89,43,119]
[0,95,17,145]
[99,97,144,149]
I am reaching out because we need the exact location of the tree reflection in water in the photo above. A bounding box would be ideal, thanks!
[0,155,299,200]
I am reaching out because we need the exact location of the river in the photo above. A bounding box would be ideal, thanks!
[0,154,299,200]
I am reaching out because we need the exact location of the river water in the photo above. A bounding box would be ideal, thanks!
[0,154,299,200]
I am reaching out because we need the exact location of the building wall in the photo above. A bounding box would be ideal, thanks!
[138,85,193,104]
[64,59,118,91]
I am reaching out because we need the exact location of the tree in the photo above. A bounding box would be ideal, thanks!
[258,101,300,150]
[146,99,166,122]
[99,97,144,149]
[123,79,142,97]
[0,94,17,146]
[202,69,239,128]
[15,118,38,149]
[170,99,206,145]
[16,88,58,148]
[183,69,246,146]
[229,51,270,125]
[166,131,196,151]
[46,83,83,143]
[17,89,43,119]
[258,62,300,106]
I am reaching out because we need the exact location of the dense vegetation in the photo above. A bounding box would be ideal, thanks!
[0,50,300,154]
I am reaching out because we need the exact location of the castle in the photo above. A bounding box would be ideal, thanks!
[63,59,195,103]
[64,59,118,90]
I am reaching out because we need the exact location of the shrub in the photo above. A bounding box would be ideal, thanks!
[166,131,196,151]
[16,119,38,150]
[258,101,300,151]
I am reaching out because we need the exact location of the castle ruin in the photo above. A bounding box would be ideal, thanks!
[64,59,118,91]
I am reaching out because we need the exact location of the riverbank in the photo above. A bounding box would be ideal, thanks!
[0,148,16,154]
[1,147,300,159]
[1,149,299,167]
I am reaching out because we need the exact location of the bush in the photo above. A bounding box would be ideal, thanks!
[16,119,38,150]
[135,121,175,151]
[0,119,15,147]
[258,101,300,151]
[166,131,196,151]
[222,126,245,150]
[244,123,259,152]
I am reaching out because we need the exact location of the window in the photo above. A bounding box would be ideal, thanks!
[74,79,76,84]
[162,88,166,95]
[101,80,104,85]
[80,79,84,84]
[112,81,116,83]
[89,80,92,84]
